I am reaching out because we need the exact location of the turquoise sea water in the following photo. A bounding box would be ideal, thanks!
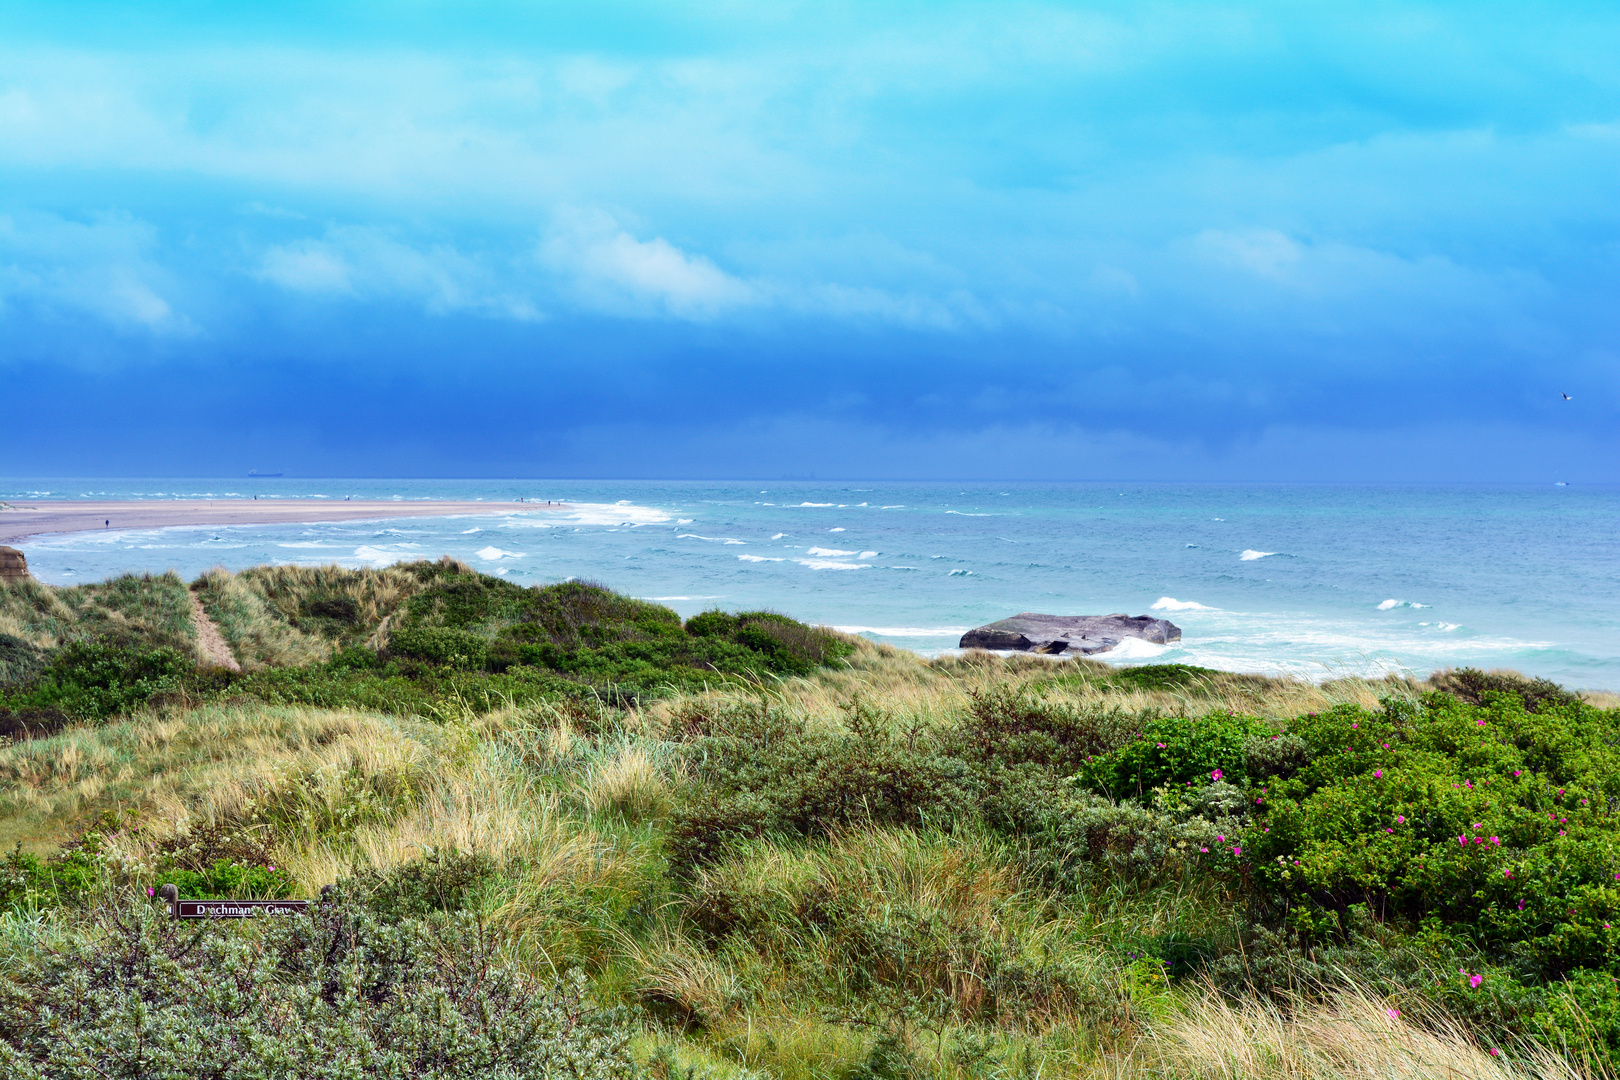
[5,479,1618,689]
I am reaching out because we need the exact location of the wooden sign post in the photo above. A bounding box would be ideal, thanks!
[158,883,309,919]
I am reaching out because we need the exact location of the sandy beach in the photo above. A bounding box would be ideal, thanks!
[0,499,565,545]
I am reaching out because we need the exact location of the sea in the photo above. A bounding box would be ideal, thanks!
[5,479,1618,690]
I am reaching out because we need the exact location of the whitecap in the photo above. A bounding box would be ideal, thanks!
[1101,638,1171,662]
[678,534,746,544]
[554,501,672,526]
[676,518,694,525]
[1152,597,1214,611]
[352,545,401,567]
[1239,550,1275,561]
[857,551,879,559]
[798,502,835,507]
[880,505,905,509]
[460,528,481,534]
[771,533,786,540]
[945,510,989,516]
[737,554,785,563]
[277,541,341,549]
[475,546,525,560]
[829,527,846,532]
[796,558,869,570]
[888,566,920,571]
[948,568,973,576]
[1378,599,1429,610]
[806,547,857,557]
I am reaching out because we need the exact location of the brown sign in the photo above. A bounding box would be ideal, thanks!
[176,899,309,919]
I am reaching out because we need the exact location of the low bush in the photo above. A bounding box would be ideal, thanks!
[0,891,638,1079]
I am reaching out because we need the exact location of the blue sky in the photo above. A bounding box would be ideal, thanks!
[2,1,1617,480]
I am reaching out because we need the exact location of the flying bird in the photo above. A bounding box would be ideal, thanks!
[1562,392,1572,400]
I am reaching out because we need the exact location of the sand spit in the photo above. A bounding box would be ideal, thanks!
[0,499,568,544]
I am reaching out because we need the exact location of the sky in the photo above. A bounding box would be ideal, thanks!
[1,1,1617,481]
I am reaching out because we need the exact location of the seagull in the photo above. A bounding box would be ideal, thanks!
[1562,392,1573,400]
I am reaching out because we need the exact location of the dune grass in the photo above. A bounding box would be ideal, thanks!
[4,568,1619,1077]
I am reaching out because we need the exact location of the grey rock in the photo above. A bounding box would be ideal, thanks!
[0,546,28,583]
[958,612,1181,655]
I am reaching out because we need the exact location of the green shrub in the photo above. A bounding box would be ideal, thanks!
[1079,711,1269,800]
[388,626,490,669]
[0,892,637,1079]
[1,640,194,721]
[345,849,500,919]
[667,703,972,873]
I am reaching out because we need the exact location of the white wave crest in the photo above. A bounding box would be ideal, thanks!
[1102,638,1170,661]
[829,527,846,532]
[806,546,856,557]
[1152,597,1214,611]
[552,501,672,526]
[475,546,524,560]
[771,533,786,540]
[858,551,878,559]
[737,554,784,563]
[678,534,746,544]
[1240,550,1275,561]
[948,568,973,576]
[796,558,869,570]
[1378,599,1430,610]
[798,502,835,507]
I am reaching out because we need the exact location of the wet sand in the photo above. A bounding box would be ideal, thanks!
[0,499,565,544]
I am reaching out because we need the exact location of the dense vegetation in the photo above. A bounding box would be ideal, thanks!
[0,560,852,730]
[3,562,1619,1077]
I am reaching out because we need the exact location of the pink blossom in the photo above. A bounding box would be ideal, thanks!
[1396,815,1406,824]
[1233,846,1241,856]
[146,887,154,897]
[1490,1049,1501,1057]
[1490,837,1499,846]
[1469,974,1483,989]
[1373,770,1383,779]
[1211,769,1223,782]
[1458,835,1468,846]
[1504,869,1512,878]
[1387,1008,1400,1020]
[1514,770,1521,777]
[1217,835,1225,842]
[1518,900,1526,910]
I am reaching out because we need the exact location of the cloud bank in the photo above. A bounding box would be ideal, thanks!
[1,2,1618,478]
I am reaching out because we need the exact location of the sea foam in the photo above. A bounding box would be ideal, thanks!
[806,547,856,557]
[796,558,869,570]
[1152,597,1214,611]
[1240,550,1276,561]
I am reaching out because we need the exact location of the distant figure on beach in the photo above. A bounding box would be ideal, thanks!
[104,519,109,528]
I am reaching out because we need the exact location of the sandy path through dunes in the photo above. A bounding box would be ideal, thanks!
[188,592,242,672]
[0,499,569,544]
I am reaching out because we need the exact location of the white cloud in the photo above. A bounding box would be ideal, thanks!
[0,211,192,335]
[257,226,540,320]
[540,208,755,319]
[259,242,352,293]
